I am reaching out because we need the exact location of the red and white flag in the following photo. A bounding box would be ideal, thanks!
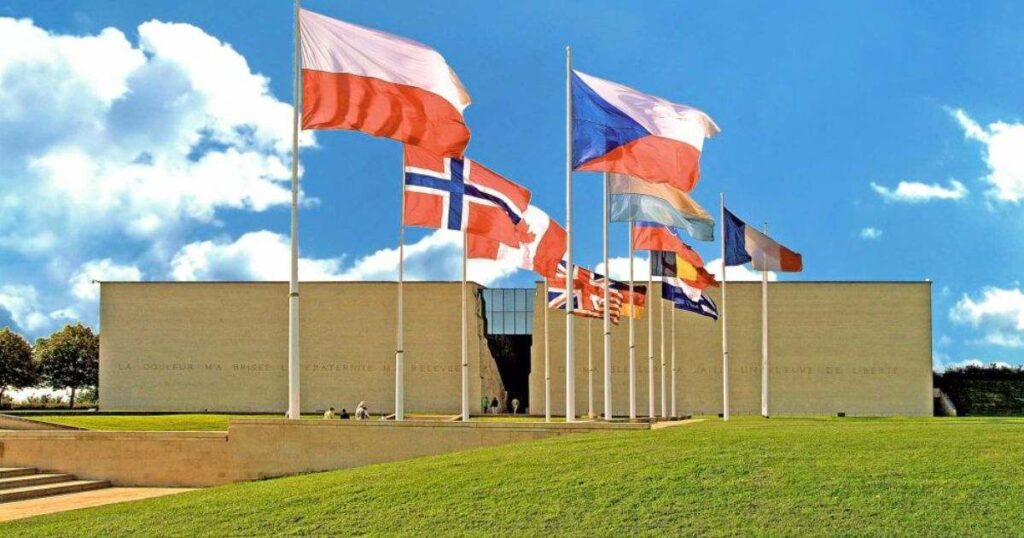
[467,205,567,279]
[403,146,530,247]
[299,9,472,157]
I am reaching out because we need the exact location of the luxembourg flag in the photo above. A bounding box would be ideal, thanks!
[571,70,719,192]
[466,205,567,279]
[299,9,472,157]
[724,208,803,272]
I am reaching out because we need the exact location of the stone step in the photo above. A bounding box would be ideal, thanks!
[0,473,76,491]
[0,480,111,503]
[0,468,38,480]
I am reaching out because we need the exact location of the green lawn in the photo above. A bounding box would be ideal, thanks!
[4,417,1024,536]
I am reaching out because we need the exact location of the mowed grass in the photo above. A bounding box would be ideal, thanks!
[4,417,1024,536]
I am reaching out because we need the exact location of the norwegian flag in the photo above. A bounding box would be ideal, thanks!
[403,145,530,246]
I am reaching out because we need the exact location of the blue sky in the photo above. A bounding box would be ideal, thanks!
[1,1,1023,370]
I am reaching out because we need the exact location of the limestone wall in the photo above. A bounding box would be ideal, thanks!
[530,282,933,417]
[0,420,647,487]
[99,282,493,414]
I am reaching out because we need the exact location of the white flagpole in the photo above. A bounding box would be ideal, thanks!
[671,306,677,418]
[761,222,769,418]
[286,0,302,420]
[395,154,406,421]
[587,317,593,419]
[564,46,576,422]
[461,230,469,421]
[660,287,666,418]
[720,192,729,421]
[628,225,636,420]
[544,280,551,422]
[602,172,612,420]
[647,255,655,419]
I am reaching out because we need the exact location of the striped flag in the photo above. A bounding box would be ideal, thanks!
[724,208,803,272]
[299,9,471,157]
[609,173,715,241]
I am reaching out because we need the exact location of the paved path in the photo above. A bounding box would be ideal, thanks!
[0,487,195,522]
[651,418,705,430]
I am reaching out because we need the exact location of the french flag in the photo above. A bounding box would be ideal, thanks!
[571,70,719,192]
[724,208,803,272]
[299,9,472,157]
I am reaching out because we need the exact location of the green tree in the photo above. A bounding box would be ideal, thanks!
[34,324,99,409]
[0,327,37,409]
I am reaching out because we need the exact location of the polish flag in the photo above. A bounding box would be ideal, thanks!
[299,9,472,157]
[467,205,567,279]
[571,70,719,192]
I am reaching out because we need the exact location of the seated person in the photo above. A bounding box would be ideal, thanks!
[340,408,350,419]
[323,407,336,419]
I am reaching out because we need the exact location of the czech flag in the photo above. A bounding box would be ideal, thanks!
[466,205,567,279]
[724,208,802,272]
[571,70,719,192]
[300,9,472,157]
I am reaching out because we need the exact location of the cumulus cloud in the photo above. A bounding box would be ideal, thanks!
[951,108,1024,203]
[870,179,968,203]
[706,258,777,282]
[70,259,144,302]
[859,227,883,240]
[170,229,520,287]
[595,257,650,281]
[934,358,1015,372]
[0,285,48,332]
[0,16,312,251]
[950,286,1024,348]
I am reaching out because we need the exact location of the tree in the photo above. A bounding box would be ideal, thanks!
[0,327,37,409]
[34,323,99,409]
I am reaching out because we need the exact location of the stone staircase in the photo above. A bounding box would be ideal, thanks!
[0,467,110,503]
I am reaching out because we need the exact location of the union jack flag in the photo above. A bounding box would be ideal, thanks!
[403,145,531,247]
[546,262,587,311]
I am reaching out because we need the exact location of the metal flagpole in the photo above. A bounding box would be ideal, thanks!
[286,0,302,420]
[588,317,593,419]
[648,255,655,418]
[602,172,612,420]
[761,222,769,418]
[544,280,551,422]
[461,230,469,421]
[671,306,677,418]
[395,154,406,421]
[628,225,636,420]
[660,288,666,418]
[564,46,576,422]
[720,192,729,421]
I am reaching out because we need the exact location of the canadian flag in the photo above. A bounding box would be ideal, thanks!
[467,205,567,279]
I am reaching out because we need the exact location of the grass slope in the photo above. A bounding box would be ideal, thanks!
[4,418,1024,536]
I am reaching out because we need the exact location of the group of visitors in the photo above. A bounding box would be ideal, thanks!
[323,401,371,420]
[480,396,522,415]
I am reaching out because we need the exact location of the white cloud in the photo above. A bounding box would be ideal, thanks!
[0,285,48,332]
[0,17,313,251]
[170,231,343,282]
[706,258,777,282]
[595,257,650,281]
[870,179,968,203]
[859,227,883,240]
[935,358,1015,372]
[169,229,520,287]
[70,259,143,302]
[951,108,1024,203]
[950,286,1024,348]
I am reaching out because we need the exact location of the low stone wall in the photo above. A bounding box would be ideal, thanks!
[0,414,83,431]
[0,420,646,487]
